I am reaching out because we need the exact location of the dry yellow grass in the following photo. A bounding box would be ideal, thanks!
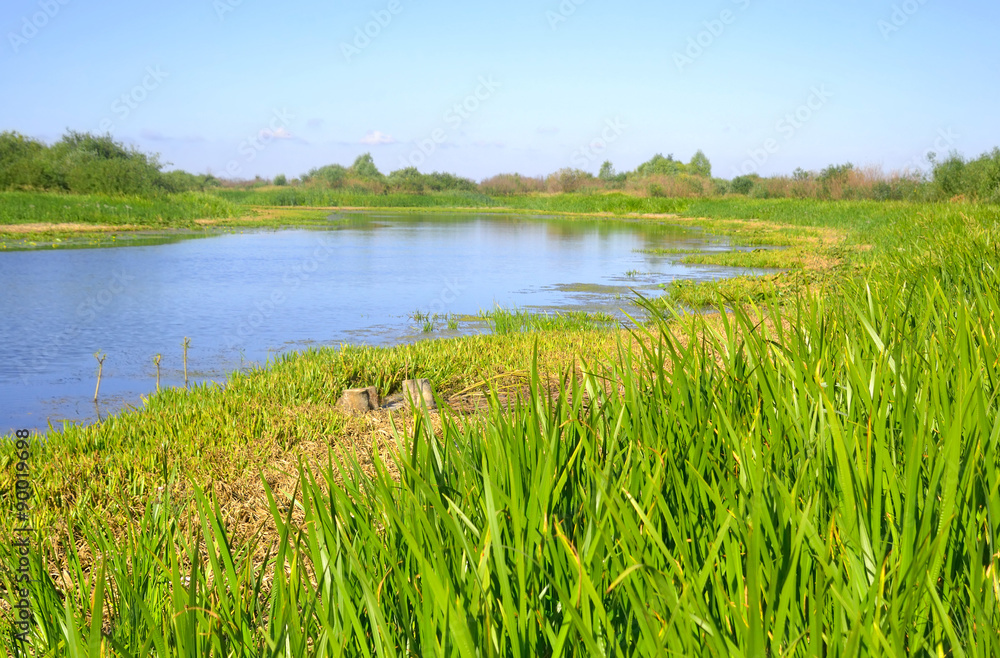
[0,222,141,235]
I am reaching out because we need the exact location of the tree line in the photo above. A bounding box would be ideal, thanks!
[3,130,998,203]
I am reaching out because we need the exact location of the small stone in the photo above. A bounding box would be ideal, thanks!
[364,386,380,408]
[402,378,437,410]
[337,387,379,414]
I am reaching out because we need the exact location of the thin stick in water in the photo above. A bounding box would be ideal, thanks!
[182,338,190,388]
[93,351,106,402]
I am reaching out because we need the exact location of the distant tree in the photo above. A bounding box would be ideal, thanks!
[932,148,1000,201]
[303,164,347,188]
[160,170,219,193]
[479,173,546,196]
[53,130,135,161]
[274,173,288,186]
[730,175,760,195]
[350,152,383,179]
[635,153,685,177]
[688,150,712,178]
[387,167,425,193]
[792,167,812,181]
[597,160,627,189]
[48,131,166,195]
[819,162,854,182]
[0,131,42,167]
[424,171,478,193]
[0,131,47,190]
[817,162,855,198]
[548,168,594,193]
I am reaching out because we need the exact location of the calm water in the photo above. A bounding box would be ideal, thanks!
[0,213,766,433]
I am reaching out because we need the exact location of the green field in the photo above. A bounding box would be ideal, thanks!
[0,191,240,227]
[1,196,999,655]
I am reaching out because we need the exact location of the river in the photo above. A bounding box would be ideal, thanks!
[0,212,770,433]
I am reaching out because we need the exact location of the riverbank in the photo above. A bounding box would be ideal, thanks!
[0,199,339,250]
[2,197,999,653]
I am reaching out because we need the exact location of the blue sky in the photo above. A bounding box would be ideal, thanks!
[1,0,997,181]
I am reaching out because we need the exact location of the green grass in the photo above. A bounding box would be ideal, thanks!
[478,306,620,334]
[2,198,1000,655]
[634,246,699,255]
[0,191,239,227]
[662,272,809,308]
[0,330,622,546]
[211,187,499,209]
[682,197,1000,252]
[495,192,687,215]
[210,188,690,216]
[656,197,1000,309]
[0,197,341,250]
[678,247,803,269]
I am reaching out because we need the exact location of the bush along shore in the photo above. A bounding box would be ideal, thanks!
[1,197,999,654]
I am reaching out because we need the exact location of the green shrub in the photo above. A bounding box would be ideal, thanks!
[730,175,757,195]
[932,148,1000,202]
[0,130,225,197]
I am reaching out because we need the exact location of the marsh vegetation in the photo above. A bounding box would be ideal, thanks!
[1,195,999,654]
[1,130,1000,655]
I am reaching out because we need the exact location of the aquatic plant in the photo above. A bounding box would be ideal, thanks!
[478,306,619,335]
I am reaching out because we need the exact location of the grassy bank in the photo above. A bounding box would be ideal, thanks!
[0,327,627,559]
[0,193,343,249]
[209,187,691,216]
[0,191,239,227]
[2,198,999,655]
[0,191,243,249]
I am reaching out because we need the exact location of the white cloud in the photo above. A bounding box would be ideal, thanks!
[259,127,293,140]
[360,130,395,145]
